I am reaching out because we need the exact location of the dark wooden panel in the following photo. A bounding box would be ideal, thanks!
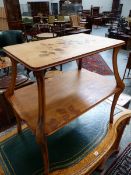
[112,0,120,11]
[3,0,22,30]
[28,2,49,17]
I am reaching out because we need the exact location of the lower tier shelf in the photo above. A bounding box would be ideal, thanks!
[8,69,119,135]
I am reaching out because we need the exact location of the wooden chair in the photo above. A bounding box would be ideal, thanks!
[70,15,85,29]
[57,15,64,21]
[123,52,131,80]
[48,15,55,25]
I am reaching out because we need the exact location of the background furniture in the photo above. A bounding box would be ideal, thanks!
[28,1,49,17]
[0,7,8,31]
[107,17,131,50]
[0,30,24,74]
[0,30,24,46]
[70,15,86,29]
[91,6,100,17]
[3,0,22,30]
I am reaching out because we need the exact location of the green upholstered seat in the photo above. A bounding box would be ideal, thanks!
[0,30,24,48]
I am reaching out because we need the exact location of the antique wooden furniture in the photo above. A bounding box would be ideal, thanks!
[0,7,8,31]
[4,34,125,174]
[66,28,91,35]
[28,1,49,17]
[3,0,22,30]
[70,15,86,29]
[91,6,100,17]
[93,17,102,28]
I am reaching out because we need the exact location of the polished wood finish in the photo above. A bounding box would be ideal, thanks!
[0,7,8,30]
[3,0,22,30]
[3,34,125,175]
[7,69,118,135]
[4,34,124,71]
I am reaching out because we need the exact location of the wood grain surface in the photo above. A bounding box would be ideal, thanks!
[8,69,119,135]
[4,34,125,71]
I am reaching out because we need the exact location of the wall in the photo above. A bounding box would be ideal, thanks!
[121,0,131,17]
[19,0,113,14]
[82,0,113,13]
[0,0,4,6]
[1,0,131,17]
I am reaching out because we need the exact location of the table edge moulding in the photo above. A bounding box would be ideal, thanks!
[3,33,125,175]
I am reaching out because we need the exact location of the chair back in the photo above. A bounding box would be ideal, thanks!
[48,16,55,24]
[57,15,64,21]
[70,15,80,28]
[0,30,24,48]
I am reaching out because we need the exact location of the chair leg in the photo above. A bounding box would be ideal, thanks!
[127,68,131,77]
[26,68,31,77]
[122,67,127,80]
[60,64,62,71]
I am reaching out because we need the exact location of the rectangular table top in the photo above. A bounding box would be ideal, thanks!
[4,34,125,71]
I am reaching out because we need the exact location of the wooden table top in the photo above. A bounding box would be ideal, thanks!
[4,34,125,71]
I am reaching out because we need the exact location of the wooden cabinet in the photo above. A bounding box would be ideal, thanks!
[4,34,125,174]
[112,0,120,11]
[28,2,49,17]
[0,7,8,31]
[111,0,123,16]
[3,0,22,30]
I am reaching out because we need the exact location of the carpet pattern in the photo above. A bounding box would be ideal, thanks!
[104,143,131,175]
[81,54,113,75]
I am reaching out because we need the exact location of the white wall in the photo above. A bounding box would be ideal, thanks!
[1,0,130,17]
[0,0,4,6]
[82,0,113,13]
[121,0,131,17]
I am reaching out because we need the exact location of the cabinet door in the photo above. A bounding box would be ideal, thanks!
[3,0,22,30]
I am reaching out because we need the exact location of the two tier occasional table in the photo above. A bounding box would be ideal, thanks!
[4,34,126,174]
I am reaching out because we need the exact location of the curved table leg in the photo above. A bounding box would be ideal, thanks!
[4,59,22,133]
[110,47,125,123]
[35,71,49,175]
[5,59,17,96]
